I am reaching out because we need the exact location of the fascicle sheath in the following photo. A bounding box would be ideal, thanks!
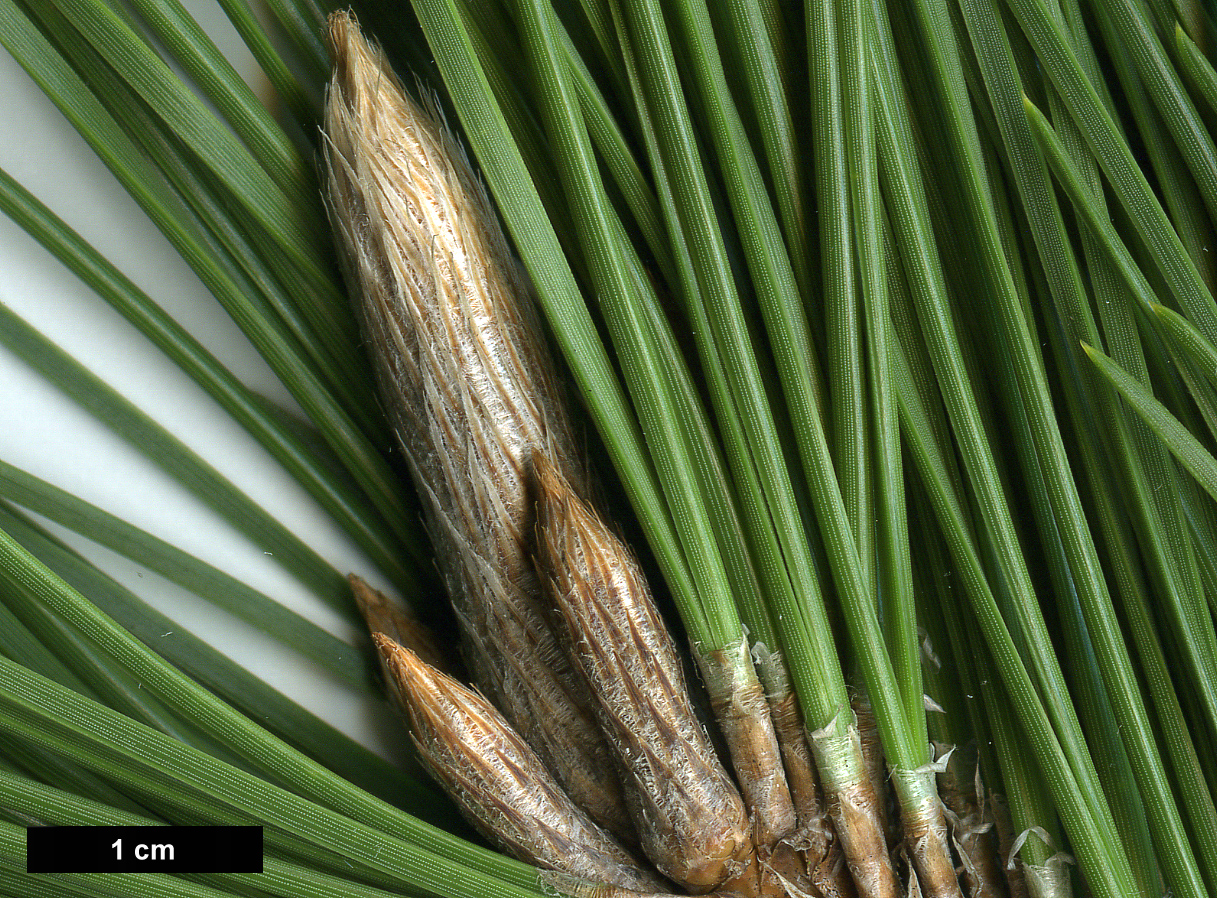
[322,11,629,840]
[811,710,900,898]
[751,643,823,833]
[753,645,853,898]
[696,635,797,847]
[990,793,1029,898]
[890,760,964,898]
[374,635,664,893]
[934,745,1006,898]
[850,691,895,849]
[534,456,754,894]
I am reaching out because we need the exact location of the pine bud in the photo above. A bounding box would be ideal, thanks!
[374,635,663,892]
[322,11,630,841]
[533,456,754,894]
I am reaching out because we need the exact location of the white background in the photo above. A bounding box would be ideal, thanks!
[0,1,408,760]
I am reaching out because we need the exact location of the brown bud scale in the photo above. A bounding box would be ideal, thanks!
[350,574,452,675]
[699,638,797,848]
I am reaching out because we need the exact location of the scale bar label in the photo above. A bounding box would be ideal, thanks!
[27,826,263,873]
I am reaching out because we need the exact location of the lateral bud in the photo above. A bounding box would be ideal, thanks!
[533,456,754,894]
[373,634,663,893]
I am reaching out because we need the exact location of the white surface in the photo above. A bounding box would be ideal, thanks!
[0,2,406,760]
